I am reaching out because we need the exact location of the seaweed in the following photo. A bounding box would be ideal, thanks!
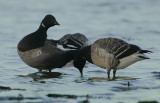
[0,94,41,101]
[138,101,159,103]
[47,93,113,99]
[0,86,25,92]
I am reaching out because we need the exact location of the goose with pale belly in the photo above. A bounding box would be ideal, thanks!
[73,37,152,78]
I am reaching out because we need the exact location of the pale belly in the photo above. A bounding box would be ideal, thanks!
[17,48,42,68]
[91,53,109,69]
[116,54,145,69]
[91,47,117,69]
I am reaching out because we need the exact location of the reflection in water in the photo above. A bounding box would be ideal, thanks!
[78,99,90,103]
[1,0,160,102]
[88,76,139,82]
[152,72,160,79]
[74,77,88,83]
[0,86,25,92]
[18,72,63,81]
[0,94,41,101]
[112,82,160,92]
[111,86,138,92]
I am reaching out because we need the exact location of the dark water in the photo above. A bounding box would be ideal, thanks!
[0,0,160,103]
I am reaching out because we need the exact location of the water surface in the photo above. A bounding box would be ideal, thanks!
[0,0,160,103]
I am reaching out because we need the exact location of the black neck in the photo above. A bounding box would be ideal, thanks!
[17,24,49,52]
[73,45,92,72]
[83,45,93,63]
[38,23,49,32]
[77,45,93,63]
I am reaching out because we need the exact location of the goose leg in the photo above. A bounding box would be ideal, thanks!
[113,69,117,78]
[107,68,111,78]
[49,69,52,73]
[38,69,42,72]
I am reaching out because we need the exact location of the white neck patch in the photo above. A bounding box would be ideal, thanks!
[42,23,46,27]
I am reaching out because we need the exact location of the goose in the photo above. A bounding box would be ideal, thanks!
[58,33,88,49]
[17,14,78,72]
[47,33,88,49]
[73,37,152,78]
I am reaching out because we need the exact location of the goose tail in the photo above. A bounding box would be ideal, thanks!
[138,49,152,59]
[139,50,153,54]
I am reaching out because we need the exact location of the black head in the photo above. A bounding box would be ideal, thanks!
[73,57,86,76]
[41,14,59,28]
[73,45,92,76]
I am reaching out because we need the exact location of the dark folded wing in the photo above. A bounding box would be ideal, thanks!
[96,38,141,59]
[58,33,88,49]
[45,39,59,46]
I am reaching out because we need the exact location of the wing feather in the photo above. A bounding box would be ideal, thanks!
[94,38,141,59]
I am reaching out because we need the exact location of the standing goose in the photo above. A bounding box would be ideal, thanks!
[17,14,78,72]
[73,37,152,78]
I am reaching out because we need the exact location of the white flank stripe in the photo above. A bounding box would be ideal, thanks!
[116,45,130,58]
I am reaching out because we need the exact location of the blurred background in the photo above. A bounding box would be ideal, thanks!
[0,0,160,103]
